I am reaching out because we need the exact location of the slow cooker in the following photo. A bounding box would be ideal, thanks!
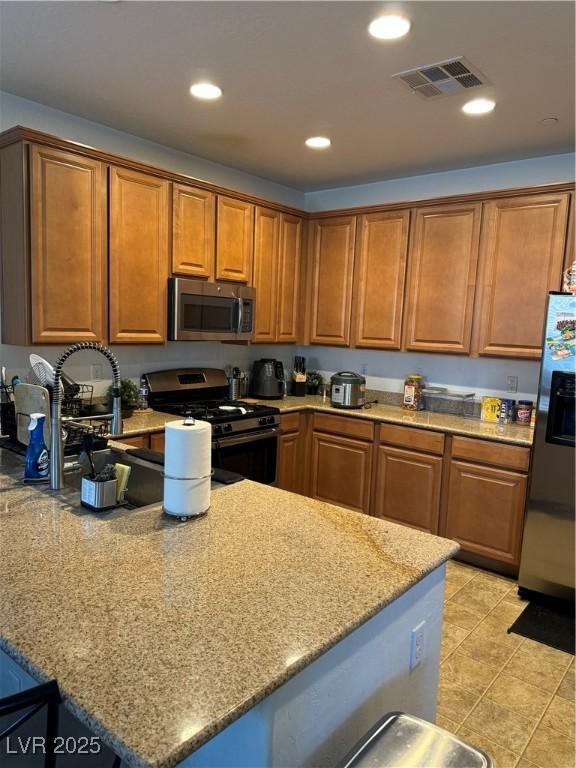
[330,371,366,409]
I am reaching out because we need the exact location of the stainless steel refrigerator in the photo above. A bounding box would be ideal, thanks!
[518,292,576,602]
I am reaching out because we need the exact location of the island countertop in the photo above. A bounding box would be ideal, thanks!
[0,449,457,768]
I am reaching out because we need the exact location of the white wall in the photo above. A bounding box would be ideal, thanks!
[305,152,576,212]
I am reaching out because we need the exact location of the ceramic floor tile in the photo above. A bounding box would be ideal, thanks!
[469,615,524,653]
[462,697,534,754]
[458,726,520,768]
[515,760,537,768]
[557,667,576,702]
[485,672,553,724]
[450,580,507,615]
[521,638,573,670]
[487,599,528,626]
[523,722,576,768]
[471,572,515,597]
[458,632,516,668]
[435,713,459,733]
[504,645,570,693]
[501,587,529,607]
[442,651,500,696]
[541,694,575,739]
[441,622,470,660]
[444,600,484,630]
[437,675,481,725]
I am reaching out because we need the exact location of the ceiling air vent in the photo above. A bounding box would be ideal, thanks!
[393,57,489,99]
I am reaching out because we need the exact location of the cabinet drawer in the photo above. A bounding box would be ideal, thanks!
[378,423,444,455]
[313,412,374,441]
[451,436,530,472]
[280,412,303,434]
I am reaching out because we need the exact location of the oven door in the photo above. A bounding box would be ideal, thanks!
[213,429,278,485]
[168,277,254,341]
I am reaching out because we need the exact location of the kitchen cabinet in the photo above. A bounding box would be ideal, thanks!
[253,207,281,342]
[0,142,107,345]
[120,434,149,449]
[109,166,169,344]
[403,203,481,354]
[150,431,166,453]
[352,210,410,349]
[276,412,308,495]
[216,195,254,283]
[309,216,357,346]
[310,414,373,514]
[253,210,304,343]
[473,193,570,358]
[443,460,527,568]
[372,445,442,533]
[172,183,215,278]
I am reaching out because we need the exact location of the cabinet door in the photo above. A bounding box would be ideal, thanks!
[403,203,481,354]
[276,213,303,343]
[444,460,527,567]
[109,167,169,343]
[172,183,215,278]
[120,435,149,449]
[277,432,304,494]
[309,216,356,346]
[216,195,254,283]
[149,431,165,453]
[310,431,372,514]
[372,445,442,533]
[30,145,106,343]
[473,193,570,358]
[253,207,280,342]
[352,210,409,349]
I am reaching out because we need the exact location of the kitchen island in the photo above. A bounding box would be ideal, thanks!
[0,448,457,768]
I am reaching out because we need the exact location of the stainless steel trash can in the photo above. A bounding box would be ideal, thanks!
[338,712,493,768]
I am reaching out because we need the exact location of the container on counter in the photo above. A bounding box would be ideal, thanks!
[499,399,516,424]
[481,397,501,422]
[516,400,534,425]
[403,374,424,411]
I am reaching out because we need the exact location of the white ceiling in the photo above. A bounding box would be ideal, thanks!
[0,1,574,191]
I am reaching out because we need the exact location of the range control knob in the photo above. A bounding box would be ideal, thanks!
[258,417,268,426]
[267,416,276,424]
[224,423,233,433]
[214,425,223,435]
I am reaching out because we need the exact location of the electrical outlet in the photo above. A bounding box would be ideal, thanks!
[409,620,426,671]
[90,364,104,381]
[506,375,518,393]
[360,363,368,376]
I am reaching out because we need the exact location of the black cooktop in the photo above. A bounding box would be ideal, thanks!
[157,399,279,424]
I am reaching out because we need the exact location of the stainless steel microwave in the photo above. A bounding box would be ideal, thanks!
[168,277,255,341]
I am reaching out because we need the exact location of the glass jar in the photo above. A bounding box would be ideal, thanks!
[403,374,424,411]
[516,400,534,425]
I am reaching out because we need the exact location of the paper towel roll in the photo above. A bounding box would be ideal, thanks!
[163,418,212,517]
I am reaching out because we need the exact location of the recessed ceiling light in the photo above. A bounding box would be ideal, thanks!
[462,98,496,115]
[368,15,411,40]
[190,82,222,101]
[305,136,331,149]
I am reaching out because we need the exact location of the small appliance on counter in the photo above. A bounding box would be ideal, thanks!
[228,367,248,400]
[330,372,366,409]
[250,359,286,400]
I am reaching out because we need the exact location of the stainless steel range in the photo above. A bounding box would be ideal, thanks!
[144,368,280,485]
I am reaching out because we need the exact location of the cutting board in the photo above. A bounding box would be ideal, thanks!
[14,383,51,445]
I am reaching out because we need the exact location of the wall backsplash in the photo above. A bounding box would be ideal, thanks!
[0,340,539,401]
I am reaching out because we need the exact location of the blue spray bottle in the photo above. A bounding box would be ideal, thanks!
[25,412,49,481]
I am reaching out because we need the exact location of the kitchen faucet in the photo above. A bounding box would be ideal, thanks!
[50,342,122,490]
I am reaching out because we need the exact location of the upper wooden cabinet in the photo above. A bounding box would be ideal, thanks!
[352,210,410,349]
[253,209,303,344]
[253,207,281,342]
[109,166,169,344]
[473,193,570,359]
[403,203,482,354]
[172,183,215,278]
[276,213,303,343]
[309,216,357,346]
[216,195,254,283]
[29,145,107,344]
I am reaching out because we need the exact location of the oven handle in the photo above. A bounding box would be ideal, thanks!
[213,427,278,449]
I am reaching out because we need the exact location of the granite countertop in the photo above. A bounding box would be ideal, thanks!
[119,398,532,446]
[0,450,458,768]
[247,395,534,447]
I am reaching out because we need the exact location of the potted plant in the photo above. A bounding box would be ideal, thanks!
[107,378,139,417]
[305,370,323,395]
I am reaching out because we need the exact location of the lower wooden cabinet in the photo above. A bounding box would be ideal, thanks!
[120,434,149,449]
[310,431,373,514]
[276,413,308,495]
[372,445,442,533]
[120,431,165,451]
[443,460,528,568]
[150,431,165,453]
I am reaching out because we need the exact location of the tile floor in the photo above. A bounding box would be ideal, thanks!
[437,560,575,768]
